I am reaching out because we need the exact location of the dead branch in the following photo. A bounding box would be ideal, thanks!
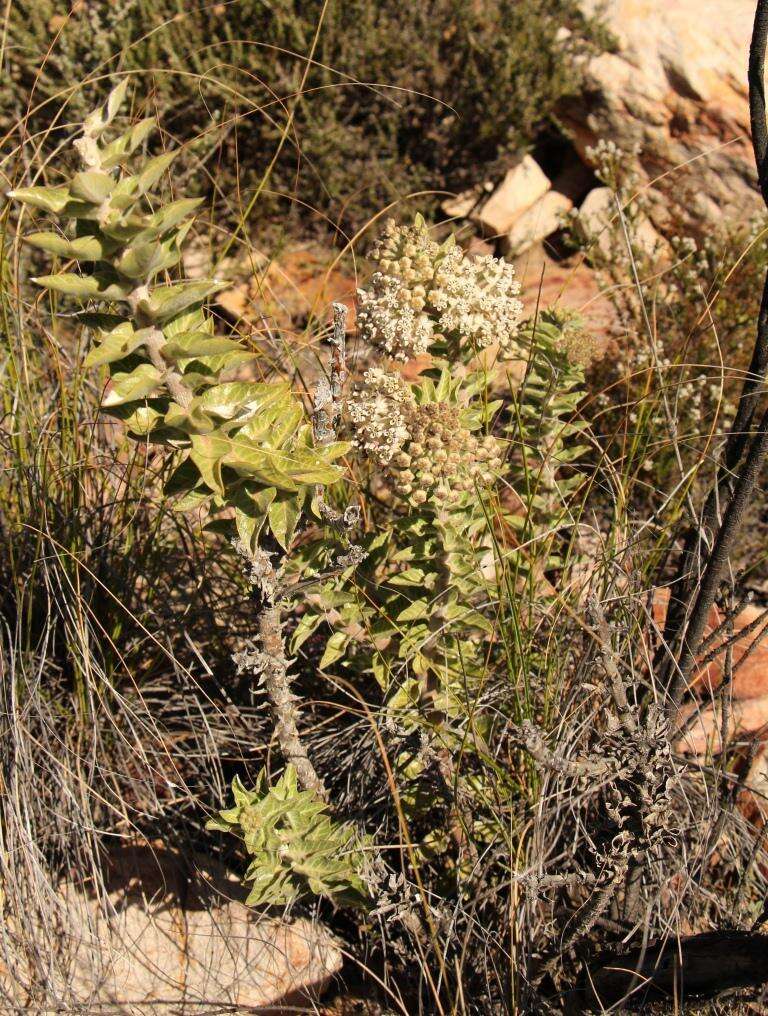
[659,0,768,713]
[576,931,768,1011]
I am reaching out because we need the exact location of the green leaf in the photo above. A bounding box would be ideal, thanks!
[231,506,256,548]
[267,399,305,449]
[85,322,152,367]
[24,231,116,260]
[138,150,179,193]
[272,446,346,486]
[174,487,212,512]
[110,402,165,436]
[229,484,275,549]
[102,363,163,407]
[162,305,211,338]
[77,311,126,330]
[106,78,130,122]
[61,199,106,220]
[290,613,323,654]
[32,271,132,301]
[164,400,215,435]
[107,151,179,212]
[397,599,431,622]
[162,332,242,359]
[209,430,345,488]
[140,197,204,237]
[318,440,350,462]
[137,280,225,323]
[108,174,140,211]
[226,438,344,489]
[182,351,257,377]
[69,171,114,204]
[83,78,129,136]
[189,432,231,495]
[222,440,298,492]
[319,631,351,669]
[164,455,203,497]
[116,235,183,280]
[9,185,71,213]
[199,381,286,421]
[100,118,157,169]
[434,368,453,402]
[267,494,301,551]
[389,567,428,587]
[248,485,278,515]
[444,604,494,634]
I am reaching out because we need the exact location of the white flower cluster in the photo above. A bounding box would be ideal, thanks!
[585,138,641,192]
[430,249,524,356]
[356,274,435,361]
[348,368,503,507]
[347,368,413,465]
[357,218,524,361]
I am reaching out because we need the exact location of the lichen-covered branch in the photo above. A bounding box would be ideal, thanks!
[238,546,328,801]
[258,600,328,801]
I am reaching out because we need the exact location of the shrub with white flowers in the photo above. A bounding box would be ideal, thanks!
[287,217,592,861]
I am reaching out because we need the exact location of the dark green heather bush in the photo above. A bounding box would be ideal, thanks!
[1,0,606,232]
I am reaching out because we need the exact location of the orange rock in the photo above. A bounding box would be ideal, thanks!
[676,695,768,756]
[742,746,768,824]
[650,587,768,756]
[217,246,357,337]
[653,588,768,704]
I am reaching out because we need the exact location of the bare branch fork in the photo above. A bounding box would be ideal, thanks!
[660,0,768,715]
[520,600,676,976]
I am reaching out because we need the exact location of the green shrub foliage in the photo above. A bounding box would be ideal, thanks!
[10,80,348,554]
[10,82,371,908]
[2,0,606,230]
[207,768,371,908]
[10,85,594,902]
[291,219,593,853]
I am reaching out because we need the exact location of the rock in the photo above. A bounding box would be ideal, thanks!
[473,155,551,238]
[441,182,491,220]
[577,186,666,259]
[676,694,768,756]
[566,0,760,232]
[651,589,768,756]
[217,245,357,333]
[0,845,342,1012]
[502,191,573,256]
[653,590,768,705]
[743,747,768,823]
[514,245,619,352]
[577,186,616,253]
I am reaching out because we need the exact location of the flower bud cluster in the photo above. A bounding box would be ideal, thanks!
[347,368,412,465]
[348,369,503,507]
[357,218,524,361]
[389,402,503,506]
[552,310,601,368]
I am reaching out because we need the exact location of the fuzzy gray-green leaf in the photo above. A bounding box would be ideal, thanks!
[24,231,116,261]
[9,185,71,213]
[102,363,163,407]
